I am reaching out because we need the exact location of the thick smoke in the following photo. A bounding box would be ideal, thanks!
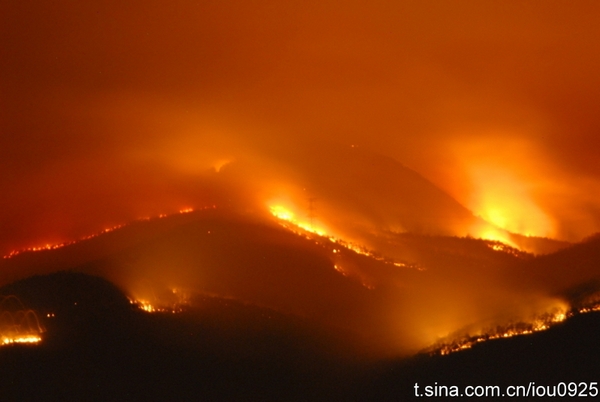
[2,0,600,250]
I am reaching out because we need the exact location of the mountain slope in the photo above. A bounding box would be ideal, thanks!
[230,140,569,254]
[363,310,600,400]
[2,269,600,401]
[0,271,365,401]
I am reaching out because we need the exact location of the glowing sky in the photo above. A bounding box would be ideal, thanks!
[2,0,600,251]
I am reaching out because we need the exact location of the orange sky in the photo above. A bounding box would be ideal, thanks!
[2,0,600,251]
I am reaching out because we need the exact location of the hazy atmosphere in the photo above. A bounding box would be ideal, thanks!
[3,0,600,255]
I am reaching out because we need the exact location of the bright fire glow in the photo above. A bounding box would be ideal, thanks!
[268,204,327,236]
[269,205,295,222]
[468,165,554,239]
[136,299,158,313]
[268,201,422,289]
[427,299,600,356]
[467,150,553,241]
[130,298,182,314]
[129,287,189,314]
[435,310,567,355]
[1,335,42,345]
[485,241,522,257]
[479,227,509,243]
[450,136,556,241]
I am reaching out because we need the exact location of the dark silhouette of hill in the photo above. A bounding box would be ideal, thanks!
[508,232,571,255]
[0,211,598,400]
[360,310,600,400]
[1,208,404,354]
[1,271,131,314]
[0,271,134,346]
[0,207,594,358]
[1,270,600,401]
[0,210,210,286]
[0,271,367,401]
[508,234,600,303]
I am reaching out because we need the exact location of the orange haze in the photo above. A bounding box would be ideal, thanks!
[2,1,600,356]
[3,1,600,251]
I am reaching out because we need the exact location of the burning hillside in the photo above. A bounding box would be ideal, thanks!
[1,205,598,359]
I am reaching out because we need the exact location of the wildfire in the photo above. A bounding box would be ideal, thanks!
[435,309,567,356]
[578,305,600,313]
[130,298,183,314]
[470,220,517,248]
[129,287,190,314]
[135,299,158,313]
[1,335,42,345]
[450,136,556,240]
[268,205,327,236]
[0,296,44,347]
[429,301,600,356]
[484,241,525,257]
[268,202,422,288]
[467,164,554,239]
[3,206,215,260]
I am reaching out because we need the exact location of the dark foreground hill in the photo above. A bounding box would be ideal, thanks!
[0,272,600,401]
[1,211,600,400]
[361,310,600,400]
[0,272,368,401]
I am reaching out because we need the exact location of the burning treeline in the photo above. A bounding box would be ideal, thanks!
[2,197,600,359]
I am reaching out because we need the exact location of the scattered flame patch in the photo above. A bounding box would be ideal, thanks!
[485,241,524,257]
[129,287,190,314]
[129,298,184,314]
